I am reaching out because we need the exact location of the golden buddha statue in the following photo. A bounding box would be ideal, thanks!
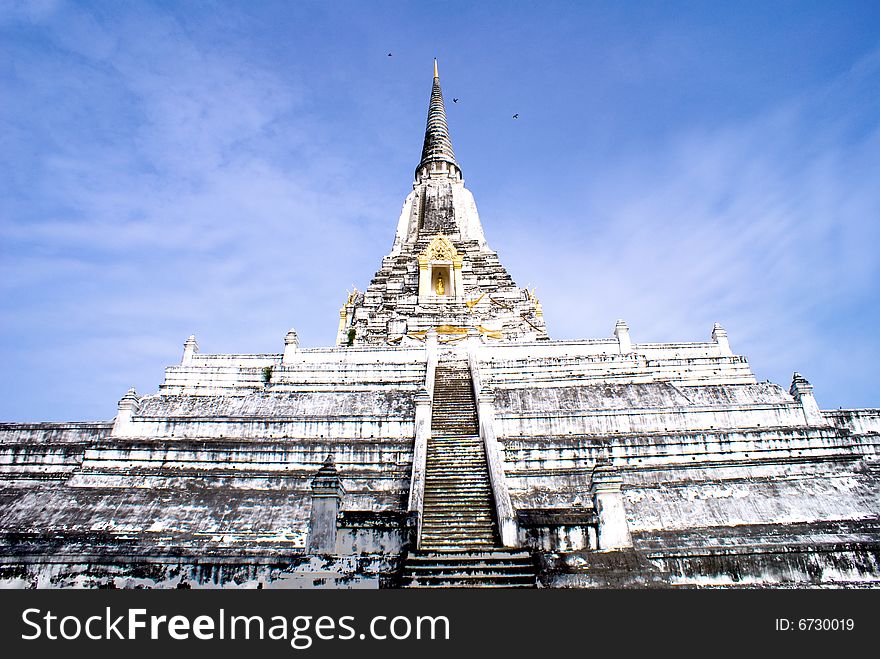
[436,276,445,295]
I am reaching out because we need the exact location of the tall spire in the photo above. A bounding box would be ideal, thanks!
[417,59,459,179]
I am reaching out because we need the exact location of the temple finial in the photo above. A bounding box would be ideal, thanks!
[416,60,460,181]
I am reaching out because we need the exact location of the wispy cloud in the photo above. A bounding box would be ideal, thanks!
[0,2,393,419]
[498,47,880,407]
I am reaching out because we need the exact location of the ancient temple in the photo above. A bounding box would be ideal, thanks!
[1,62,878,588]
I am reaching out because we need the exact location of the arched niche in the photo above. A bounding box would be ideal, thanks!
[418,234,463,301]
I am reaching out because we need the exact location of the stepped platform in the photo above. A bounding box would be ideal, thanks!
[400,549,536,588]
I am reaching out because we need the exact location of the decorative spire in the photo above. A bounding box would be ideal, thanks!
[417,59,459,178]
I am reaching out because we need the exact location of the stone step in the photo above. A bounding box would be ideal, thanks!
[421,508,494,515]
[420,534,496,542]
[427,437,481,442]
[422,508,493,522]
[423,490,490,497]
[425,464,486,470]
[424,484,491,491]
[402,576,535,587]
[422,498,493,505]
[403,570,534,581]
[424,478,490,484]
[426,457,485,462]
[401,541,537,588]
[426,449,485,454]
[420,527,496,536]
[424,474,488,480]
[424,467,489,473]
[421,520,494,527]
[421,516,495,524]
[421,533,496,542]
[420,525,495,532]
[422,502,493,508]
[426,449,484,455]
[422,501,493,507]
[409,550,532,561]
[424,476,490,482]
[424,457,486,464]
[422,500,493,507]
[424,474,489,479]
[425,500,493,506]
[404,566,533,577]
[424,485,491,489]
[425,457,487,463]
[425,476,489,485]
[423,492,492,499]
[403,582,534,589]
[416,544,500,553]
[403,569,535,582]
[420,537,497,546]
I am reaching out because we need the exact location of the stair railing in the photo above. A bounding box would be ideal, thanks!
[406,330,437,549]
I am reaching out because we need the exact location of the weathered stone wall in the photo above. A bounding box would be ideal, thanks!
[1,336,878,587]
[0,551,397,589]
[0,422,108,480]
[469,338,879,587]
[0,347,430,588]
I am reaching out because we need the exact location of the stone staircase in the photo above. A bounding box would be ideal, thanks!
[422,360,496,549]
[401,358,536,587]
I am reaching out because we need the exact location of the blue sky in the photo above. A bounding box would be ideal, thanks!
[1,0,879,421]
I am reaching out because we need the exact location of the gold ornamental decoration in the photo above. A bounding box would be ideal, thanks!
[423,233,458,261]
[465,293,486,310]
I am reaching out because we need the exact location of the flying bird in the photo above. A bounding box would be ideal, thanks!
[387,52,392,57]
[512,113,519,119]
[453,98,459,103]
